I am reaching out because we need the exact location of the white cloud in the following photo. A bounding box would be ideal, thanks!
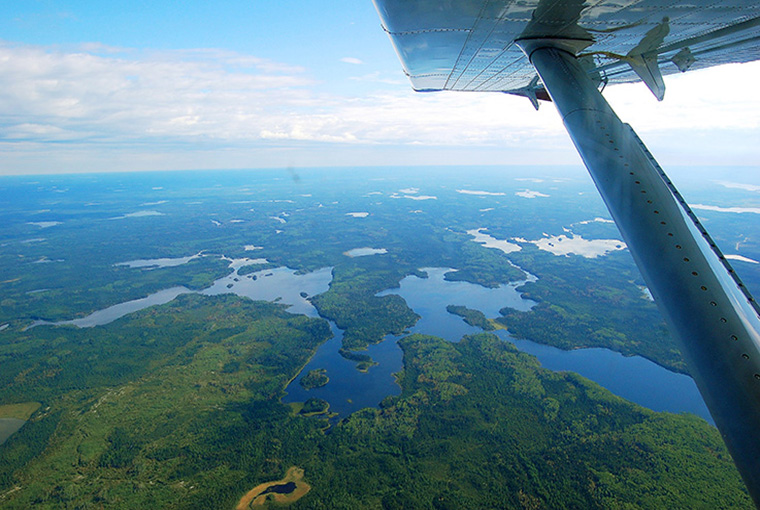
[715,181,760,192]
[341,57,363,65]
[515,189,549,199]
[0,42,565,151]
[457,189,505,196]
[0,43,314,145]
[725,254,759,264]
[349,71,405,85]
[575,217,614,225]
[692,204,760,214]
[0,41,758,174]
[606,63,760,133]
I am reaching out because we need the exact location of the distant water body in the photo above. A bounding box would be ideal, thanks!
[114,252,203,269]
[29,286,191,329]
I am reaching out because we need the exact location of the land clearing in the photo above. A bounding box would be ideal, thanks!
[0,402,40,420]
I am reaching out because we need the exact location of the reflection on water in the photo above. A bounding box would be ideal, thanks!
[31,258,329,328]
[379,267,535,330]
[114,252,203,269]
[468,228,521,254]
[203,265,332,317]
[30,286,191,329]
[527,233,626,258]
[344,247,388,258]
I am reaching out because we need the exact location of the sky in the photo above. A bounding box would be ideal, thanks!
[0,0,758,175]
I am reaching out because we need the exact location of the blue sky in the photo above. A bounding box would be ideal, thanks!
[0,1,758,175]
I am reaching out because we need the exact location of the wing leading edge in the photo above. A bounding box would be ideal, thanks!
[373,0,760,505]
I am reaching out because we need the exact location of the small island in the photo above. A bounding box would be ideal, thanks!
[299,368,329,390]
[299,398,330,416]
[338,348,378,372]
[446,305,495,330]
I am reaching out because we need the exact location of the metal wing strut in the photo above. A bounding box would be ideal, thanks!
[373,0,760,503]
[518,39,760,506]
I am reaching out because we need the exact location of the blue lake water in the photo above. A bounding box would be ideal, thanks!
[502,333,711,422]
[378,267,535,339]
[282,323,404,417]
[288,267,712,424]
[29,257,713,424]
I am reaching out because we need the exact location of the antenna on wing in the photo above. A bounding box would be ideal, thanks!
[505,76,543,110]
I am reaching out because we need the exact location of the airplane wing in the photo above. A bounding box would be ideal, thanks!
[373,0,760,505]
[375,0,759,100]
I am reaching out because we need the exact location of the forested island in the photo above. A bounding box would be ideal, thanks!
[446,304,495,330]
[299,369,329,390]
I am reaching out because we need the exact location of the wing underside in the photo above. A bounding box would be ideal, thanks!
[374,0,760,95]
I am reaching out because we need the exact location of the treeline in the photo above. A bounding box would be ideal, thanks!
[500,246,685,373]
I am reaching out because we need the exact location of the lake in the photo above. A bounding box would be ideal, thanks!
[30,257,713,424]
[287,266,712,423]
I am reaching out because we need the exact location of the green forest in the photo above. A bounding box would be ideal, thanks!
[2,168,759,508]
[0,294,752,509]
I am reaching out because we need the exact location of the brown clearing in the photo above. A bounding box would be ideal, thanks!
[236,466,310,509]
[488,318,508,330]
[0,402,41,420]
